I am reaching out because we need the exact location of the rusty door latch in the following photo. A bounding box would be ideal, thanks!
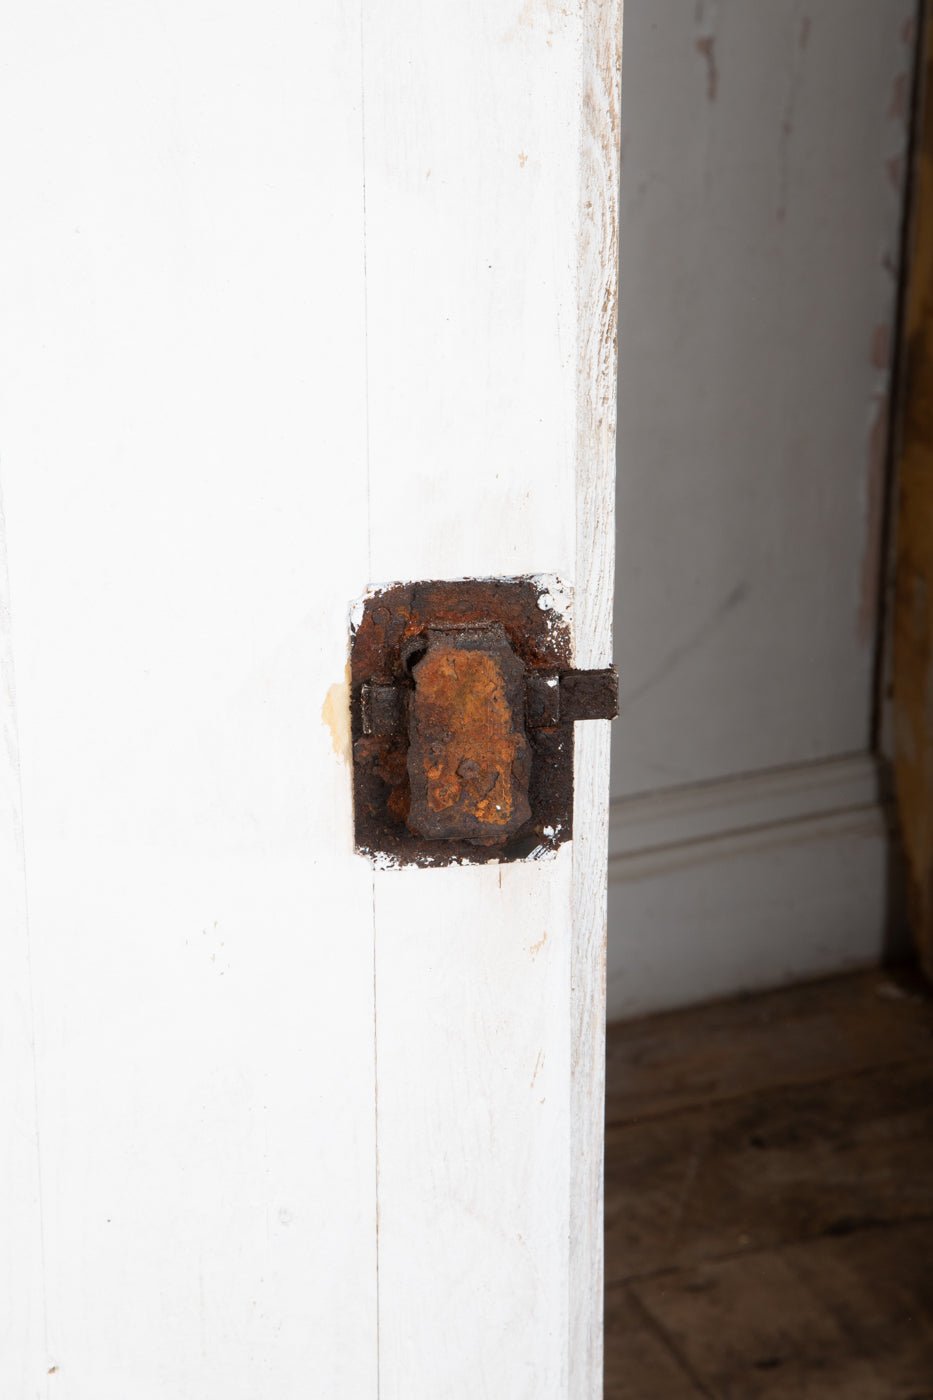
[351,578,618,866]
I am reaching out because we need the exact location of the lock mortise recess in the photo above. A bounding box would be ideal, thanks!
[350,577,617,867]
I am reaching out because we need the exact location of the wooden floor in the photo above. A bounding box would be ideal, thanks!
[604,966,933,1399]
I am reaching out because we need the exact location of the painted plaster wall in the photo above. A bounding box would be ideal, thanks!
[608,0,917,1016]
[612,0,914,799]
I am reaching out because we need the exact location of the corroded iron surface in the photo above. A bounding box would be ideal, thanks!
[560,667,619,722]
[350,577,573,867]
[407,626,532,844]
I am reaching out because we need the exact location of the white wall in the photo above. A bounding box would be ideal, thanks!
[609,0,916,1018]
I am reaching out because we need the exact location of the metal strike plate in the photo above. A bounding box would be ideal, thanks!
[350,578,618,867]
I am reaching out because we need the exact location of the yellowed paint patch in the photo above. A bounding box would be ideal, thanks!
[322,664,351,764]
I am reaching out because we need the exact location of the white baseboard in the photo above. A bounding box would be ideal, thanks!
[607,753,896,1021]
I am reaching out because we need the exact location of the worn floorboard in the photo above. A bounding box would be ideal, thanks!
[606,968,933,1126]
[604,1291,706,1400]
[605,967,933,1399]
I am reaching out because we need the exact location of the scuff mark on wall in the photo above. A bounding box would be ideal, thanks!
[625,582,750,708]
[777,7,811,223]
[695,36,718,102]
[890,68,912,123]
[859,391,890,646]
[872,323,892,370]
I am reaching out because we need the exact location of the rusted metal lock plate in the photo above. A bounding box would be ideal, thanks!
[350,577,617,867]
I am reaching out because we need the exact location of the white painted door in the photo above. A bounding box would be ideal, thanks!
[0,4,620,1397]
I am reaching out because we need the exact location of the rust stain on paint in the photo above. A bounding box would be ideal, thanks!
[859,392,891,645]
[503,0,566,42]
[695,36,718,102]
[798,16,812,50]
[528,930,548,959]
[322,665,351,762]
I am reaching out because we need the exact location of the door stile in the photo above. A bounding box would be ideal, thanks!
[571,3,623,1396]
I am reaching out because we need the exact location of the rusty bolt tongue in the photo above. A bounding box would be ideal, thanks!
[406,625,532,845]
